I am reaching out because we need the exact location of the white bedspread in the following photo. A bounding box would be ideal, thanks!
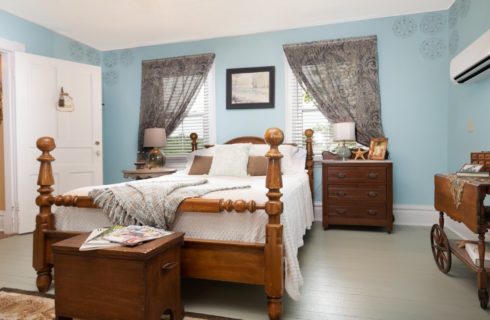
[54,172,314,300]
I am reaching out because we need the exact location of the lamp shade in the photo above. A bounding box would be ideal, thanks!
[333,122,355,142]
[143,128,166,148]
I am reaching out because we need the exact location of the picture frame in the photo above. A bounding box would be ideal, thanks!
[368,137,388,160]
[226,66,275,109]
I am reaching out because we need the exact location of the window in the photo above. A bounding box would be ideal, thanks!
[164,65,215,156]
[285,64,334,155]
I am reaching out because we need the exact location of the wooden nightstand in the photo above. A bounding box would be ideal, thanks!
[123,167,177,180]
[322,159,393,233]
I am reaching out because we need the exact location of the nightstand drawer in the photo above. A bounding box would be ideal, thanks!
[327,186,386,201]
[327,167,386,184]
[328,205,386,219]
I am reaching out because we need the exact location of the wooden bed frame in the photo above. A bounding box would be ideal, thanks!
[33,128,314,320]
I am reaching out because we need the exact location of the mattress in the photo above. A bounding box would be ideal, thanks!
[54,172,314,299]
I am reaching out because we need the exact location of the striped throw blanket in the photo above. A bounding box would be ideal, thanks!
[89,177,250,229]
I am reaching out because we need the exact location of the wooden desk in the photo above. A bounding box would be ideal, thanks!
[432,174,490,309]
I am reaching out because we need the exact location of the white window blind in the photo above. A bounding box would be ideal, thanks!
[286,65,334,155]
[164,68,213,155]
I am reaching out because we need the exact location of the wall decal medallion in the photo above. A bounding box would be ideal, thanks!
[459,0,471,18]
[420,38,446,60]
[119,50,134,66]
[420,13,446,35]
[86,48,101,65]
[449,30,460,55]
[103,70,119,86]
[393,16,417,39]
[103,52,118,68]
[69,41,84,61]
[449,2,459,28]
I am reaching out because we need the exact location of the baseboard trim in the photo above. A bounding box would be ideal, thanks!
[312,203,474,240]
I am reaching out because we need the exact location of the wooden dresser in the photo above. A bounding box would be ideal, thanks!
[322,160,393,233]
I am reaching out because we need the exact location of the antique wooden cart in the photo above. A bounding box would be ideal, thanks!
[432,174,489,309]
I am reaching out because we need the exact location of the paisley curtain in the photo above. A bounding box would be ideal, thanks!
[138,53,215,150]
[283,36,384,146]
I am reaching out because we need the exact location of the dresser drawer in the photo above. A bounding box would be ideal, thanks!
[328,205,386,219]
[328,186,386,201]
[327,166,386,184]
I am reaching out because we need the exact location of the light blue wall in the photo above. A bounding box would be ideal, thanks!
[102,11,450,205]
[0,10,100,65]
[447,0,490,171]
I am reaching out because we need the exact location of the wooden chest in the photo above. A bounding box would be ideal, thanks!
[52,232,184,320]
[322,160,393,233]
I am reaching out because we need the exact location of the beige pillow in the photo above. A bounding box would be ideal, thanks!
[247,156,268,176]
[188,156,213,175]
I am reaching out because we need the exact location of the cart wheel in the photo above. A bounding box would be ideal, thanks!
[479,289,489,309]
[430,224,452,274]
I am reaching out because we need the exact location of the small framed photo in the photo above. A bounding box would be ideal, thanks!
[368,137,388,160]
[226,66,275,109]
[459,163,483,173]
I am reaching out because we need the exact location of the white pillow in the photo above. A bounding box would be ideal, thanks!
[249,144,299,174]
[208,144,251,177]
[185,147,215,174]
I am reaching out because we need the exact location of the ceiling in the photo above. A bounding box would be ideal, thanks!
[0,0,454,51]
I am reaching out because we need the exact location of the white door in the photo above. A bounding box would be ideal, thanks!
[14,52,102,233]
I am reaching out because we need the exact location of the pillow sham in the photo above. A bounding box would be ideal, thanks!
[247,156,268,176]
[208,144,251,177]
[185,147,215,174]
[249,144,299,174]
[188,155,213,175]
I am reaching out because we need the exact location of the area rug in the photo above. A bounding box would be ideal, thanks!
[0,288,240,320]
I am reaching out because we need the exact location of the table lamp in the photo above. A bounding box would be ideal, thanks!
[144,128,166,168]
[333,122,355,161]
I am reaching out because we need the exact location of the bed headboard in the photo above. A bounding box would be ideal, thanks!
[190,129,315,194]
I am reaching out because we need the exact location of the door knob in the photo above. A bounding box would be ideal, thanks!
[95,141,100,145]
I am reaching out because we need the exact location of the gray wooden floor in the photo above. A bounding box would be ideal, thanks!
[0,223,488,319]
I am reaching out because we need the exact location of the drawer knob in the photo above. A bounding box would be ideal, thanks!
[336,172,346,178]
[335,209,347,215]
[336,191,346,197]
[367,209,378,216]
[161,262,177,272]
[367,191,378,198]
[368,172,378,179]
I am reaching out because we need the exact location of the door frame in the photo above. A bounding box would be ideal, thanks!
[0,37,25,234]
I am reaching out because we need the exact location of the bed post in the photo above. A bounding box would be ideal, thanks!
[304,129,314,195]
[33,137,56,293]
[264,128,284,320]
[190,132,198,151]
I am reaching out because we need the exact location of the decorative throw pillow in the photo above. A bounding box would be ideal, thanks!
[208,144,251,177]
[188,156,213,175]
[185,147,215,174]
[249,144,299,174]
[247,156,268,176]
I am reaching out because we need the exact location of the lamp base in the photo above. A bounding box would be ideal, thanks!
[337,144,351,161]
[148,148,166,168]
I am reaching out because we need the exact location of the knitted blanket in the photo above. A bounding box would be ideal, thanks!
[89,177,250,229]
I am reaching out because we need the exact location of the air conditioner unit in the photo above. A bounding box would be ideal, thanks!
[450,29,490,84]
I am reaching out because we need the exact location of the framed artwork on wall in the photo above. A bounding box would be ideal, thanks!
[226,66,275,109]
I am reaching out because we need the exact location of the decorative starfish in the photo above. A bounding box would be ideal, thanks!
[353,148,368,160]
